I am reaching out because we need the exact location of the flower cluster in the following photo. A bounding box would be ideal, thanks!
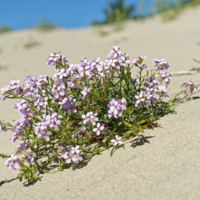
[159,71,171,87]
[25,152,36,164]
[132,55,147,69]
[46,52,68,68]
[16,139,29,152]
[59,145,83,164]
[82,112,99,126]
[153,58,170,71]
[34,113,63,141]
[1,79,20,101]
[181,81,198,95]
[106,98,127,118]
[5,154,21,172]
[134,77,170,109]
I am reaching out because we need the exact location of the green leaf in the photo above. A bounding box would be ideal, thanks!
[33,174,40,180]
[95,148,99,153]
[110,146,116,157]
[22,165,28,171]
[138,127,144,133]
[107,129,115,137]
[29,136,42,143]
[137,120,147,125]
[74,104,82,107]
[122,119,133,128]
[126,96,135,104]
[146,70,149,78]
[122,129,135,136]
[122,130,137,139]
[17,172,23,180]
[0,154,10,159]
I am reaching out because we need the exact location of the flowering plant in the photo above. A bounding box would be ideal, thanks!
[0,46,198,184]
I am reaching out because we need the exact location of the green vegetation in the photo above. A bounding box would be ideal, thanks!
[0,25,11,35]
[93,0,135,25]
[104,0,135,24]
[35,19,57,31]
[92,0,136,35]
[152,0,200,21]
[94,0,200,29]
[23,37,41,49]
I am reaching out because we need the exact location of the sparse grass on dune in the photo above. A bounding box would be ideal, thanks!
[0,25,12,35]
[35,19,57,32]
[23,37,41,49]
[152,0,200,21]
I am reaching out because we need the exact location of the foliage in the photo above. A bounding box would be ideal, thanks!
[23,37,41,49]
[35,19,57,31]
[0,25,11,35]
[104,0,135,24]
[152,0,200,21]
[93,0,135,25]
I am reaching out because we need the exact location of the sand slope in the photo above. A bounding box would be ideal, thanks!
[0,6,200,200]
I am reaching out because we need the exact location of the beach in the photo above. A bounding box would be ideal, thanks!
[0,6,200,200]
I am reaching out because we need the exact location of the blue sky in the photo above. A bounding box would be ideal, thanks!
[0,0,154,30]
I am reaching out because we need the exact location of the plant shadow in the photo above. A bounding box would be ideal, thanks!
[0,178,17,187]
[130,134,155,149]
[72,159,88,170]
[172,94,200,107]
[186,96,200,101]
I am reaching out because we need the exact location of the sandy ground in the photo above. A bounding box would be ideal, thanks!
[0,6,200,200]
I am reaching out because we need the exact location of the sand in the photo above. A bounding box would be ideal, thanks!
[0,6,200,200]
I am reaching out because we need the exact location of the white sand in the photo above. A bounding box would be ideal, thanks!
[0,6,200,200]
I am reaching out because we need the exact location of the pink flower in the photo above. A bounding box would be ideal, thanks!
[118,98,127,110]
[25,152,36,164]
[135,91,145,105]
[66,152,74,164]
[181,81,198,94]
[0,122,7,132]
[82,113,90,124]
[46,52,60,66]
[82,112,99,125]
[81,85,92,97]
[42,131,52,141]
[71,145,80,154]
[72,153,83,164]
[120,56,130,67]
[111,135,123,146]
[56,68,67,79]
[93,123,105,136]
[5,154,21,172]
[108,46,122,58]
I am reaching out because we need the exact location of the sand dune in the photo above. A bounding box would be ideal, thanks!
[0,6,200,200]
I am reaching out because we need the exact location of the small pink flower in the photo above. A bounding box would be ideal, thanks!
[71,145,80,154]
[93,123,105,136]
[72,153,83,164]
[5,154,21,172]
[42,131,52,141]
[111,135,123,146]
[66,152,73,164]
